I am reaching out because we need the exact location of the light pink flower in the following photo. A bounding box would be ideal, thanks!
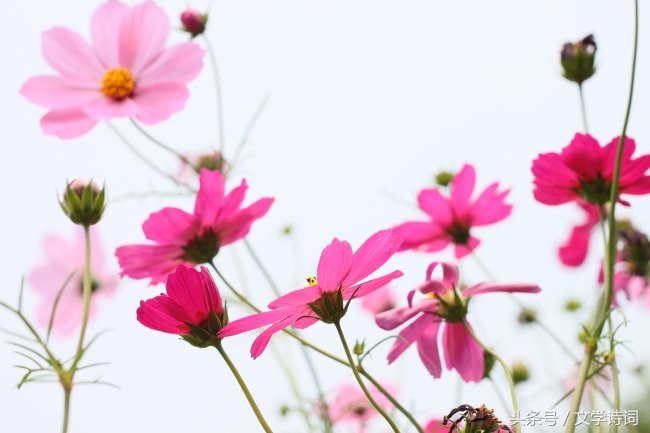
[360,284,397,315]
[392,164,512,259]
[218,229,403,358]
[137,265,224,335]
[28,227,118,337]
[326,382,396,430]
[532,133,650,206]
[20,0,204,139]
[116,169,273,285]
[558,202,601,267]
[376,262,540,382]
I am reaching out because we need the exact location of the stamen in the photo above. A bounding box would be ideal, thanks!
[306,276,318,286]
[102,67,134,99]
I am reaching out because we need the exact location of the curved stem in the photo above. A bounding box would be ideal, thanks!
[215,342,274,433]
[202,34,226,154]
[129,119,191,162]
[461,320,520,433]
[578,83,589,133]
[333,320,401,433]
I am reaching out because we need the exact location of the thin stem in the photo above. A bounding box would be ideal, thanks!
[215,342,274,433]
[62,388,71,433]
[568,1,638,429]
[578,83,589,133]
[333,320,401,433]
[210,263,261,313]
[243,239,282,297]
[72,225,92,370]
[608,317,620,433]
[202,34,226,154]
[360,366,425,433]
[105,121,188,188]
[129,119,190,162]
[461,320,520,433]
[230,94,271,167]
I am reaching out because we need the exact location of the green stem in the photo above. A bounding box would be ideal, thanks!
[230,95,271,167]
[129,118,189,162]
[608,318,620,433]
[70,226,92,372]
[578,83,589,133]
[461,320,520,433]
[215,342,274,433]
[333,320,401,433]
[202,34,226,154]
[62,388,71,433]
[568,1,638,428]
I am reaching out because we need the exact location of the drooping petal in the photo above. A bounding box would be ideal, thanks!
[463,281,541,297]
[375,299,436,330]
[317,238,353,292]
[41,27,103,82]
[218,307,303,338]
[118,0,170,75]
[249,313,302,359]
[40,108,100,139]
[342,229,402,287]
[386,314,434,364]
[416,321,443,378]
[442,322,483,382]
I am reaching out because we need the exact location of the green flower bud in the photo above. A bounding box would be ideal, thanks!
[435,171,455,187]
[564,299,581,311]
[60,179,106,227]
[511,361,530,384]
[561,34,596,85]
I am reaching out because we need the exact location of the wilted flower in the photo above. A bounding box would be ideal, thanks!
[28,227,118,337]
[218,229,403,358]
[393,164,512,259]
[376,262,540,382]
[20,0,204,139]
[116,169,273,285]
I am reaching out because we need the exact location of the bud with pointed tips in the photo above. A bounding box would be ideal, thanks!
[60,179,106,226]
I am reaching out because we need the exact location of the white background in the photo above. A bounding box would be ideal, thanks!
[1,1,650,432]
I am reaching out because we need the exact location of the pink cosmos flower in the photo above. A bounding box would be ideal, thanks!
[116,169,273,285]
[28,227,118,337]
[20,0,204,139]
[375,262,540,382]
[326,382,397,431]
[218,229,403,358]
[392,164,512,259]
[423,418,453,433]
[360,284,397,315]
[558,202,601,267]
[532,133,650,206]
[137,265,224,336]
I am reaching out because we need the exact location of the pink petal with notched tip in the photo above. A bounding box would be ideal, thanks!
[418,188,452,224]
[217,197,274,246]
[450,164,476,216]
[137,42,205,87]
[317,238,353,292]
[91,0,128,68]
[41,27,103,82]
[142,207,198,244]
[342,229,402,287]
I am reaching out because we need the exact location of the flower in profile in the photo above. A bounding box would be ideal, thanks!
[360,284,397,315]
[375,262,540,382]
[28,227,118,337]
[532,133,650,206]
[558,201,601,267]
[137,265,226,347]
[392,164,512,259]
[116,169,273,285]
[218,229,403,358]
[20,0,204,139]
[180,8,208,38]
[326,382,396,432]
[60,178,106,226]
[561,34,597,85]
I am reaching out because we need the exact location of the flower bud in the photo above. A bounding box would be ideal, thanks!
[60,179,106,226]
[561,34,596,85]
[511,361,530,384]
[180,8,208,38]
[564,298,581,311]
[353,340,365,355]
[435,171,454,187]
[517,307,537,324]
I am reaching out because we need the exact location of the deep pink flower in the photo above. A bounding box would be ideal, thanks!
[137,265,224,336]
[423,418,453,433]
[375,262,540,382]
[326,382,396,430]
[20,0,204,139]
[218,229,403,358]
[558,202,601,267]
[360,284,397,315]
[532,133,650,206]
[392,164,512,259]
[116,169,273,285]
[28,227,118,337]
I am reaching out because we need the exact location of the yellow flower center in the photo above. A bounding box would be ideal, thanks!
[101,67,134,99]
[306,276,318,286]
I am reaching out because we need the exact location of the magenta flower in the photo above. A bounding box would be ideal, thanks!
[423,419,452,433]
[326,382,397,431]
[116,169,273,285]
[532,133,650,206]
[137,265,225,342]
[558,202,601,267]
[218,229,403,358]
[20,0,204,139]
[28,227,118,337]
[392,164,512,259]
[375,262,540,382]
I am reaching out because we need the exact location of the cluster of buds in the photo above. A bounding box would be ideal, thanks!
[561,34,597,85]
[59,179,106,226]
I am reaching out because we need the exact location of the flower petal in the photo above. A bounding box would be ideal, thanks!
[267,285,323,309]
[132,82,190,124]
[41,27,103,82]
[137,42,205,87]
[392,221,446,252]
[417,321,443,378]
[442,322,483,382]
[463,281,541,297]
[91,0,128,68]
[40,108,100,139]
[142,207,198,244]
[317,238,353,292]
[450,164,476,216]
[20,76,101,110]
[342,229,402,287]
